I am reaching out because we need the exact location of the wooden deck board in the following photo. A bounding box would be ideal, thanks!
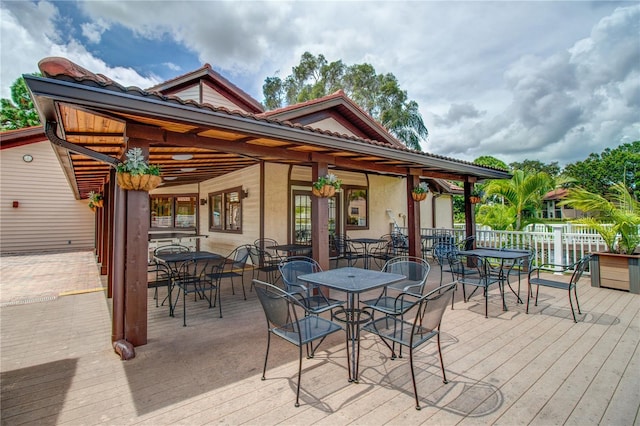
[1,256,639,425]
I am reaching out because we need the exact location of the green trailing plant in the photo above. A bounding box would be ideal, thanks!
[313,173,342,190]
[559,182,640,254]
[116,148,161,176]
[88,191,103,203]
[412,182,429,194]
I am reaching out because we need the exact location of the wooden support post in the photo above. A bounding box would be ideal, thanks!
[111,183,125,343]
[464,181,476,243]
[311,163,330,271]
[406,175,422,258]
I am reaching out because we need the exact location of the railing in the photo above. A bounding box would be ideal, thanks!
[399,225,609,271]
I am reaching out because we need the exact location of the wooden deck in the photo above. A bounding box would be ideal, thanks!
[1,253,639,425]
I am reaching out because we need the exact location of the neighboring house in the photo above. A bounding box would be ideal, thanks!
[0,127,95,254]
[542,188,584,220]
[25,57,510,346]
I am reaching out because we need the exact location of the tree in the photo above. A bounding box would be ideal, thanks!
[562,142,639,198]
[1,74,41,130]
[483,170,554,230]
[476,204,517,230]
[509,159,560,178]
[263,52,428,150]
[473,156,510,171]
[559,183,640,254]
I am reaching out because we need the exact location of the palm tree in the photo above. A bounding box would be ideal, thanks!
[484,170,554,231]
[559,183,640,254]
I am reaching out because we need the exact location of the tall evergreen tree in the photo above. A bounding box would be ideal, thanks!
[263,52,428,150]
[1,74,41,130]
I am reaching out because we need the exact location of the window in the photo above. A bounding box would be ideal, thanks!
[345,187,368,229]
[150,195,197,230]
[209,187,242,233]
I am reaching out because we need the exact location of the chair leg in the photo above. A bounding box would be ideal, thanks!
[295,345,303,407]
[569,288,577,323]
[261,332,271,380]
[409,348,420,410]
[437,332,448,385]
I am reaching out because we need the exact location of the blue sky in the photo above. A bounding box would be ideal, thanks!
[1,1,638,167]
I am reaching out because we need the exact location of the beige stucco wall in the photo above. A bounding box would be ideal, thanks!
[197,164,261,255]
[187,161,454,255]
[0,141,95,254]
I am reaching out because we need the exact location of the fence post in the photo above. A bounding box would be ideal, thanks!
[551,224,564,273]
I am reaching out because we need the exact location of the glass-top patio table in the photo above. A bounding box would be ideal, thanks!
[299,267,405,382]
[457,248,531,306]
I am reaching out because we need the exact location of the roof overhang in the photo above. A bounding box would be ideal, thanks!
[25,73,511,199]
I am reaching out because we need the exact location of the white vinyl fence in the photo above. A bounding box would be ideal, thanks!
[409,224,610,269]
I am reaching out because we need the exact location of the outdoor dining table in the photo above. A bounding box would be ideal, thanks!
[153,251,224,316]
[298,267,405,383]
[349,237,385,269]
[457,248,531,306]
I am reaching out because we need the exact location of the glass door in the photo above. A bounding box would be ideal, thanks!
[292,190,340,255]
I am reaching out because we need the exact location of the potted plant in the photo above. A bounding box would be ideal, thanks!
[312,173,341,198]
[88,191,103,208]
[116,148,162,191]
[411,182,429,202]
[559,183,640,293]
[469,187,483,204]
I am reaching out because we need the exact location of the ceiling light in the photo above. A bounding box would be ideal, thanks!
[172,154,193,161]
[180,167,197,172]
[164,176,178,181]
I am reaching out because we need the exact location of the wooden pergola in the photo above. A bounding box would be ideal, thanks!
[25,57,510,349]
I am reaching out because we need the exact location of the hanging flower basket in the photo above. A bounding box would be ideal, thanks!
[312,173,341,198]
[469,196,482,204]
[88,191,104,208]
[115,148,162,192]
[312,184,336,198]
[411,182,429,202]
[117,173,162,191]
[412,192,427,202]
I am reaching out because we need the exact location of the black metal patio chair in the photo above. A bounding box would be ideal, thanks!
[527,254,592,322]
[362,282,456,410]
[253,279,343,407]
[278,256,344,316]
[448,253,503,318]
[171,257,220,326]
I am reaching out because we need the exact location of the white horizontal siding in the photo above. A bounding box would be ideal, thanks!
[0,141,94,254]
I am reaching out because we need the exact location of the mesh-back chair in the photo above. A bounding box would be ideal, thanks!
[147,260,172,311]
[248,245,281,285]
[448,253,503,318]
[253,279,343,407]
[207,245,251,308]
[154,244,191,256]
[370,234,394,270]
[172,258,219,326]
[527,254,592,322]
[362,283,456,410]
[331,235,365,268]
[432,242,459,285]
[278,256,345,315]
[254,238,282,263]
[361,256,432,315]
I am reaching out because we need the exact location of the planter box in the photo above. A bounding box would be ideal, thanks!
[590,252,640,294]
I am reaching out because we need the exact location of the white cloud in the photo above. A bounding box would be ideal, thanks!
[2,1,638,168]
[81,18,109,44]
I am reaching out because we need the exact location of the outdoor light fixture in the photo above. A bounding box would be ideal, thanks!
[200,198,207,206]
[180,167,197,172]
[22,154,33,163]
[172,154,193,161]
[242,189,249,199]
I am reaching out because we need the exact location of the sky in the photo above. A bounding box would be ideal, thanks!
[1,1,638,168]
